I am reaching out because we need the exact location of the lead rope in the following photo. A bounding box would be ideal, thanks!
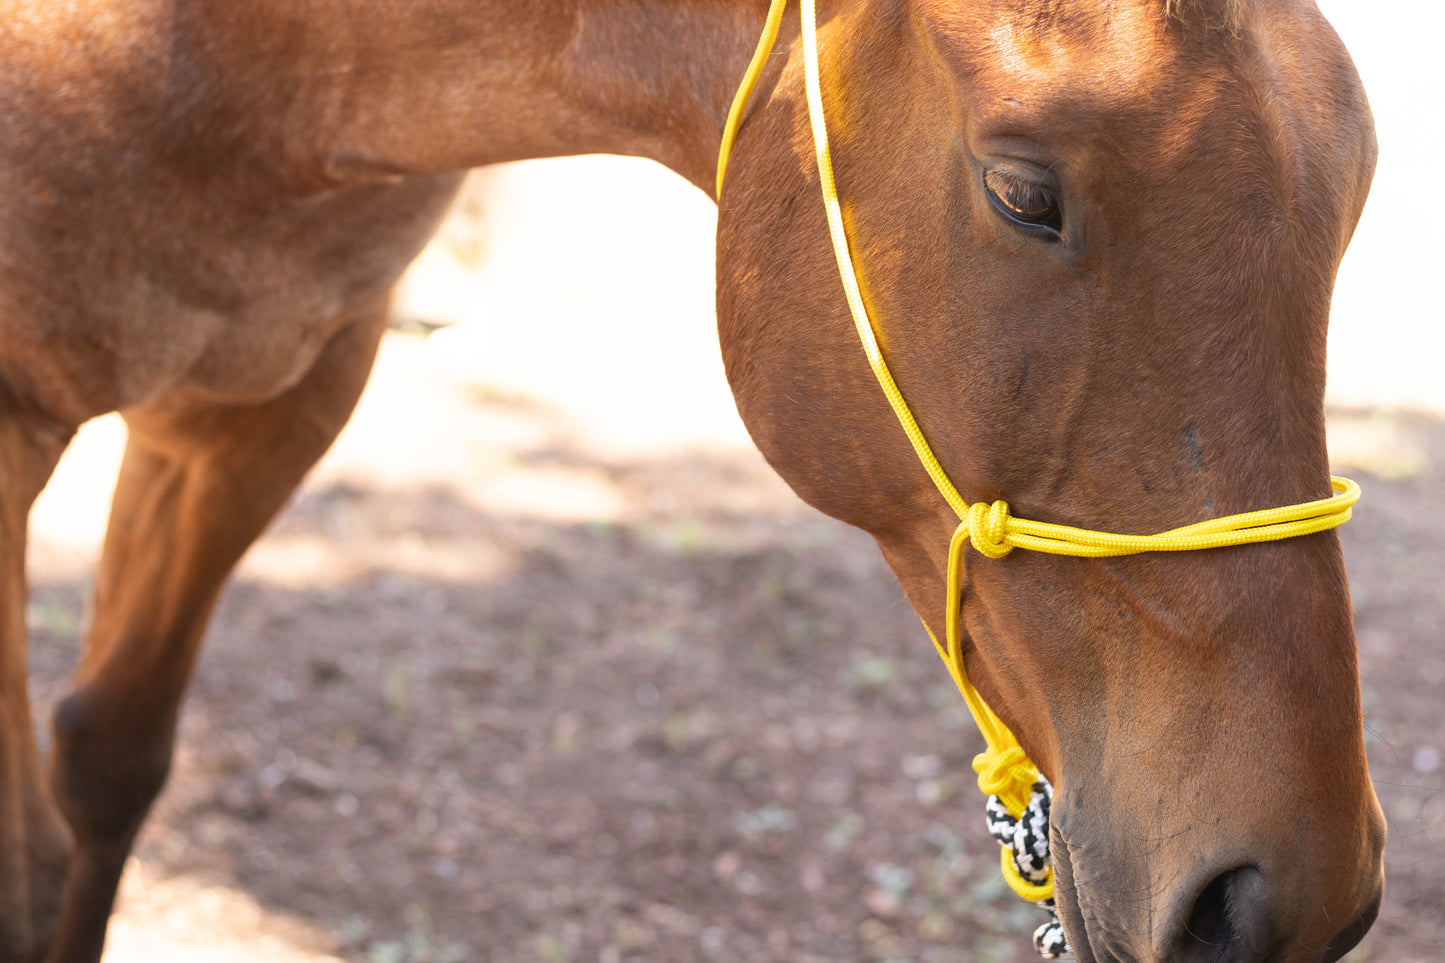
[716,2,1360,957]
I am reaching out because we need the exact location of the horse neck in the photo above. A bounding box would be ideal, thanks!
[177,0,767,195]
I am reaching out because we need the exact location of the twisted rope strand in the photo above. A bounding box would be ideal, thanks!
[983,476,1359,557]
[716,0,787,198]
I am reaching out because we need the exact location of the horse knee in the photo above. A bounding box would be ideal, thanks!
[48,690,173,847]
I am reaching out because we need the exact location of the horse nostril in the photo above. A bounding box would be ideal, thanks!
[1178,866,1273,962]
[1181,871,1233,952]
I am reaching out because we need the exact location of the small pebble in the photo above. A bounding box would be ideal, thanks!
[1412,745,1440,775]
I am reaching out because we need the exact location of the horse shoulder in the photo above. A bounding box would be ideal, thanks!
[0,2,464,422]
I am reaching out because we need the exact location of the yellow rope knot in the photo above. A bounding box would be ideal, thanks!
[977,745,1057,905]
[973,744,1037,817]
[965,500,1014,558]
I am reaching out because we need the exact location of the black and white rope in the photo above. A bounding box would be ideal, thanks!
[984,777,1070,959]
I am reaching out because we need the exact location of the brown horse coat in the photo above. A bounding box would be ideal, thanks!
[0,1,1381,960]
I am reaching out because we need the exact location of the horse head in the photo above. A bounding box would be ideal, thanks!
[715,1,1383,959]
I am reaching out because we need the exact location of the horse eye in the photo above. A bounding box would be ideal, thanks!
[984,169,1063,236]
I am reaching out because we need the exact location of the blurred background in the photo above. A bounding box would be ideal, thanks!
[25,2,1443,961]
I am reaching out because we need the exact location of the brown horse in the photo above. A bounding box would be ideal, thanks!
[0,0,1382,960]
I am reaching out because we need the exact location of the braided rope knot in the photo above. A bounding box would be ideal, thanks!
[964,499,1014,558]
[984,779,1053,892]
[982,776,1070,959]
[1033,911,1070,959]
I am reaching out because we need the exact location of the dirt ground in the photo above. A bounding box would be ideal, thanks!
[23,162,1445,963]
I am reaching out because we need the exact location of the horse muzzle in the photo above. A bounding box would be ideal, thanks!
[1049,794,1386,963]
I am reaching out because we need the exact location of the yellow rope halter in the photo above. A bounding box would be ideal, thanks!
[717,0,1360,909]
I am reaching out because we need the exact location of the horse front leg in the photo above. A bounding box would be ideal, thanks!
[42,306,387,963]
[0,394,73,963]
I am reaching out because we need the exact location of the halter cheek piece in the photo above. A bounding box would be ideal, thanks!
[717,1,1360,957]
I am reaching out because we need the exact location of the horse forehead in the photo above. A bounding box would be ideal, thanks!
[909,2,1344,199]
[980,6,1175,95]
[913,1,1238,129]
[919,3,1171,72]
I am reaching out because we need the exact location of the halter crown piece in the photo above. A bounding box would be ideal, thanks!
[717,1,1361,958]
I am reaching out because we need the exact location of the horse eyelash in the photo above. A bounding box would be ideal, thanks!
[985,170,1056,218]
[983,169,1063,237]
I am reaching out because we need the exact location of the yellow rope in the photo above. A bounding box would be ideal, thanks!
[716,0,788,198]
[719,0,1361,909]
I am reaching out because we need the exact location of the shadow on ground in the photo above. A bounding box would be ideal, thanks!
[23,402,1445,963]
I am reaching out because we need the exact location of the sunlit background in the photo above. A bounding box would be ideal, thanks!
[24,3,1443,961]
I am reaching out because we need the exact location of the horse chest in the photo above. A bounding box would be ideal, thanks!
[0,170,463,423]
